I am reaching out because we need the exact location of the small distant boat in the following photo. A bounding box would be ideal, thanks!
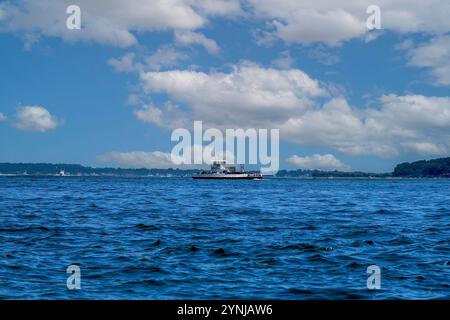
[58,169,66,176]
[192,160,262,180]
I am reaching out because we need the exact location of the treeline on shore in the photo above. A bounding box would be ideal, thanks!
[1,157,450,177]
[392,157,450,178]
[0,163,199,177]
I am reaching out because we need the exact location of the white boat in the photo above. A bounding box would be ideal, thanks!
[58,169,66,176]
[192,160,262,180]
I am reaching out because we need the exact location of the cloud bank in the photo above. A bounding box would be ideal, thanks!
[249,0,450,46]
[134,62,450,158]
[0,0,241,47]
[4,1,450,49]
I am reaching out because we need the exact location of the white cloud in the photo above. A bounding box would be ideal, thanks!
[401,141,448,156]
[136,62,450,158]
[174,30,220,54]
[97,151,176,169]
[287,154,351,171]
[194,0,242,16]
[0,112,6,121]
[270,8,365,47]
[248,0,450,46]
[14,106,59,132]
[282,94,450,157]
[3,1,450,49]
[139,62,327,128]
[281,98,375,155]
[405,35,450,86]
[1,0,241,47]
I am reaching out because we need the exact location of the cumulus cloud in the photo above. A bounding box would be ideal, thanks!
[281,94,450,157]
[287,154,351,171]
[405,35,450,86]
[281,98,374,154]
[248,0,450,46]
[1,0,241,47]
[139,62,327,128]
[14,106,59,132]
[0,112,6,121]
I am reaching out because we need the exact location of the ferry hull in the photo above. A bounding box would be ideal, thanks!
[192,173,262,180]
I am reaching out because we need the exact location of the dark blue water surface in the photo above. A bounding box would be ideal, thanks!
[0,177,449,299]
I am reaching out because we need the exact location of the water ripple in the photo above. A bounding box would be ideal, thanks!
[0,176,449,299]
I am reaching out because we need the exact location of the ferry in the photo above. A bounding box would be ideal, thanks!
[192,160,262,180]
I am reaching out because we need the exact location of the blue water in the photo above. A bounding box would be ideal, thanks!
[0,177,449,299]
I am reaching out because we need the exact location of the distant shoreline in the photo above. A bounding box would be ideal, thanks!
[1,157,450,178]
[1,173,450,180]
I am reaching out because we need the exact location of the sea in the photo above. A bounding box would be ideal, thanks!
[0,176,449,299]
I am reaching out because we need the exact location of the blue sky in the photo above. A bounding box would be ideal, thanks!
[1,1,450,172]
